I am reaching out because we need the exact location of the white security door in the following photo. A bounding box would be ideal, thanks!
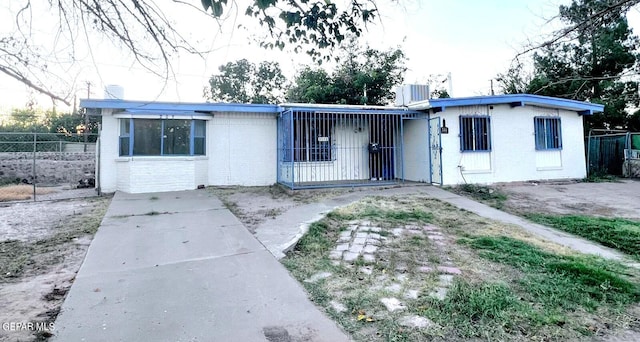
[429,117,443,185]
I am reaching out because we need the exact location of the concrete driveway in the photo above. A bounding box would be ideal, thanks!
[52,190,348,342]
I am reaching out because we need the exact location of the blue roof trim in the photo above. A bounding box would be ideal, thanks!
[281,105,421,115]
[118,109,203,116]
[427,94,604,115]
[80,99,423,116]
[81,94,603,116]
[80,99,279,113]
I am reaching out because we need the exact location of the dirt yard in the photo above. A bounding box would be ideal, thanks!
[495,179,640,220]
[208,185,362,232]
[217,182,640,342]
[0,196,109,342]
[450,179,640,342]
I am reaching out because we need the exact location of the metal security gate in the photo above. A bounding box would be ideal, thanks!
[277,110,294,187]
[429,117,443,184]
[277,106,420,189]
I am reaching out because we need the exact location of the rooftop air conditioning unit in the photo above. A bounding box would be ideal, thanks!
[104,85,125,100]
[394,84,430,106]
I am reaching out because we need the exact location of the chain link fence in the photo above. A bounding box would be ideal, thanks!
[0,132,99,202]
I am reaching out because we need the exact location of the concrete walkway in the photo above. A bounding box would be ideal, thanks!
[52,190,349,342]
[255,185,627,262]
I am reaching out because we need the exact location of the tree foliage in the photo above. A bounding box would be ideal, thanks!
[2,0,381,105]
[0,108,96,134]
[286,67,334,103]
[287,43,406,105]
[499,0,640,130]
[204,59,286,103]
[423,73,451,99]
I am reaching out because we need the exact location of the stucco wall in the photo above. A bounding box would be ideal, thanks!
[100,110,120,192]
[208,112,277,186]
[402,119,430,182]
[0,151,95,185]
[436,104,587,185]
[100,110,278,193]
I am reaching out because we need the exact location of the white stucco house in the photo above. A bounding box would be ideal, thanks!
[80,93,603,193]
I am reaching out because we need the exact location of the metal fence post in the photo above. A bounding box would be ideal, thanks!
[586,129,592,177]
[96,124,101,196]
[627,132,632,177]
[32,132,36,201]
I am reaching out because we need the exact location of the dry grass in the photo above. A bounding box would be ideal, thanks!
[283,195,640,341]
[473,219,577,257]
[0,184,56,202]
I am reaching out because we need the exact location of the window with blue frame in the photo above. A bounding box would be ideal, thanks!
[119,119,130,156]
[460,116,491,152]
[534,117,562,150]
[119,119,206,156]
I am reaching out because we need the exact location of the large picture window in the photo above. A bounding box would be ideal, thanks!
[534,117,562,150]
[119,119,206,156]
[460,116,491,152]
[133,119,162,155]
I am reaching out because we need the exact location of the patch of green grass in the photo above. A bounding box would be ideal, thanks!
[583,171,618,183]
[282,219,341,288]
[0,240,32,278]
[0,177,20,186]
[451,184,508,209]
[284,196,640,341]
[420,235,640,339]
[296,221,334,254]
[461,236,640,311]
[327,206,433,224]
[525,214,640,259]
[408,235,425,246]
[421,280,532,339]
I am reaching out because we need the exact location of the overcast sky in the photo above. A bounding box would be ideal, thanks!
[1,0,640,110]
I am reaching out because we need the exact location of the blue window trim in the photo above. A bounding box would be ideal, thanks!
[193,120,206,155]
[459,115,491,152]
[189,121,195,155]
[119,118,206,157]
[534,116,563,150]
[128,119,134,156]
[160,120,165,155]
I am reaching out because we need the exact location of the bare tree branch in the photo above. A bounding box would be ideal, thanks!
[516,0,639,58]
[531,71,639,95]
[0,65,71,105]
[1,0,381,106]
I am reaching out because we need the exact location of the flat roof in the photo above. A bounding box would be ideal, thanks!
[80,99,423,116]
[80,99,279,114]
[410,94,604,115]
[81,94,605,116]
